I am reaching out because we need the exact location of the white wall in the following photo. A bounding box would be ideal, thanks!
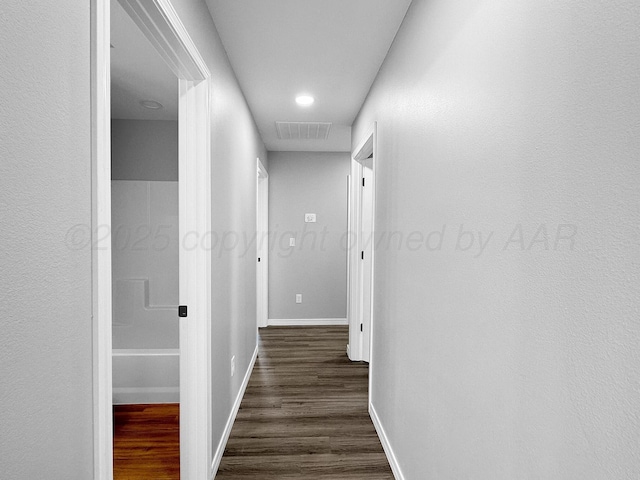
[353,0,640,478]
[268,151,350,320]
[111,180,179,348]
[169,0,268,459]
[111,120,178,181]
[0,0,266,475]
[0,1,94,477]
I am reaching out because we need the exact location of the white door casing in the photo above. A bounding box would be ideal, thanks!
[92,0,213,478]
[348,124,376,370]
[360,161,374,362]
[91,1,113,477]
[257,159,269,329]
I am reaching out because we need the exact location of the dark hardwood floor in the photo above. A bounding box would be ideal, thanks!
[216,325,393,479]
[113,403,179,479]
[113,326,391,479]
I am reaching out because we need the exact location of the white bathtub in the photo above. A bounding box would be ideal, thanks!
[112,349,179,404]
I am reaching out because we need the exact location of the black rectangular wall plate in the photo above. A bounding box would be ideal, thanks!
[178,305,188,317]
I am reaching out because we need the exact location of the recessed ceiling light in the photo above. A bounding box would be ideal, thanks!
[295,95,314,107]
[140,100,163,110]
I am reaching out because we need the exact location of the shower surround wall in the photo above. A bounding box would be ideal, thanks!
[111,119,179,404]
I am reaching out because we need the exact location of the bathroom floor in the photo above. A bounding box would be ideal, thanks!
[113,403,179,479]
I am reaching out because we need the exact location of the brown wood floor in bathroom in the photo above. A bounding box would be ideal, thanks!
[113,403,179,479]
[113,325,392,479]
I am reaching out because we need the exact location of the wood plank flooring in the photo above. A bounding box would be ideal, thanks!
[216,325,393,479]
[113,326,391,479]
[113,403,179,479]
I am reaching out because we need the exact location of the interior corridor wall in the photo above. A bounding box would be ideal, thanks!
[0,1,94,477]
[171,0,268,461]
[352,0,640,478]
[268,151,350,321]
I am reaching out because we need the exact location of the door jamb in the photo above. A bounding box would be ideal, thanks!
[348,123,377,370]
[91,0,112,477]
[92,0,212,478]
[256,159,269,329]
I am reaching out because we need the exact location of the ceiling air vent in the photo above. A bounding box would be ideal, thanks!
[276,122,332,140]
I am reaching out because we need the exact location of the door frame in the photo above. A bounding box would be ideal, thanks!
[359,161,374,362]
[256,158,269,329]
[348,123,377,369]
[92,1,212,478]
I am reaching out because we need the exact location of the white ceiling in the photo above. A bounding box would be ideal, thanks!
[110,0,177,121]
[205,0,412,152]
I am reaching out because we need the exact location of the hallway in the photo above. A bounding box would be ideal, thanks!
[216,326,393,479]
[4,1,640,478]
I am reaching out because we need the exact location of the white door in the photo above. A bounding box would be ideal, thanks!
[360,161,374,362]
[256,159,269,328]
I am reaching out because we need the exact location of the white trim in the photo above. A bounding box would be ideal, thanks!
[91,1,113,478]
[117,0,210,80]
[268,318,348,326]
[179,76,213,480]
[347,158,360,361]
[345,174,352,358]
[257,158,268,175]
[354,131,374,161]
[256,159,269,329]
[348,124,377,364]
[112,348,180,356]
[370,403,404,480]
[210,344,259,479]
[113,387,180,405]
[367,125,377,408]
[93,1,212,478]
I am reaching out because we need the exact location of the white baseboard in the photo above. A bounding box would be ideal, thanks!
[370,403,404,480]
[267,317,348,326]
[210,344,259,479]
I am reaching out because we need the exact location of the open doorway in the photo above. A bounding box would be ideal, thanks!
[92,0,212,478]
[110,0,180,476]
[359,158,374,361]
[348,124,376,366]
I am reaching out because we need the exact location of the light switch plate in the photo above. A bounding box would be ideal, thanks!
[305,213,317,223]
[289,237,296,247]
[296,294,302,304]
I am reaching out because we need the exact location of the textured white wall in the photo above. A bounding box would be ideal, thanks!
[169,0,268,456]
[0,1,94,478]
[353,0,640,478]
[268,152,350,320]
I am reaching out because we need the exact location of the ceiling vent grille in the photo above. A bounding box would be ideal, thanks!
[276,122,332,140]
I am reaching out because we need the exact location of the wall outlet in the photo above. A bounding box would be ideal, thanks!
[231,355,236,377]
[296,294,302,304]
[304,213,316,223]
[289,237,296,247]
